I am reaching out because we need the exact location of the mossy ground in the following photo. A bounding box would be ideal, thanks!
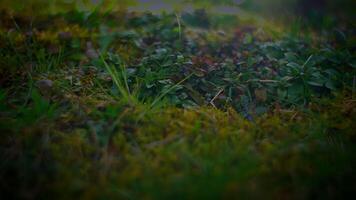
[0,1,355,199]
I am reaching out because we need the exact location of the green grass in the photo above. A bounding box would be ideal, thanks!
[0,1,355,199]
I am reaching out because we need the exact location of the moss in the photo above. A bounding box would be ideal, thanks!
[1,95,355,199]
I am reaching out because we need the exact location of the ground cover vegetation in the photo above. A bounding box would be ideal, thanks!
[0,0,355,199]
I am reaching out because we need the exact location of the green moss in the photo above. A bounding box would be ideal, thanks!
[1,95,355,199]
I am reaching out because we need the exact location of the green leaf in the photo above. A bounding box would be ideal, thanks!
[184,84,206,105]
[325,80,337,90]
[284,52,298,62]
[277,89,287,99]
[307,81,323,87]
[287,62,300,69]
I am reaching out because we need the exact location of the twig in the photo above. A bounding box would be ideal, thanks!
[246,79,279,83]
[290,111,299,121]
[210,88,224,108]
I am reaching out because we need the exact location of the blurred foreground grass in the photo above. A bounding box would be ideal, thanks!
[1,92,355,199]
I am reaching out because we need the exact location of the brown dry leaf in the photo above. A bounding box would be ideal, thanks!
[255,88,267,102]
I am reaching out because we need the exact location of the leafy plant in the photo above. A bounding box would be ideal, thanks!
[100,52,193,109]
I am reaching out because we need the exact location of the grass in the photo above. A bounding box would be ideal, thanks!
[0,1,355,199]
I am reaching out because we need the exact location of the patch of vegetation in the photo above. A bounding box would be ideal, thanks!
[0,1,355,199]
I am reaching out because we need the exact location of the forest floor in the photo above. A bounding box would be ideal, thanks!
[0,3,355,199]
